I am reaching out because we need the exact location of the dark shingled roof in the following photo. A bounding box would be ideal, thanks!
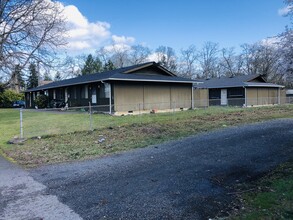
[26,62,199,92]
[196,74,284,89]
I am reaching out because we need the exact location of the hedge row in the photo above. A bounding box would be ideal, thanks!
[0,90,24,108]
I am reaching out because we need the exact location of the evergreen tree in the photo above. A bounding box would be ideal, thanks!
[27,63,38,89]
[81,54,102,75]
[103,60,116,71]
[10,65,25,92]
[44,72,52,81]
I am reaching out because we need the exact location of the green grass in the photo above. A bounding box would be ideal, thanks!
[0,105,292,167]
[228,162,293,220]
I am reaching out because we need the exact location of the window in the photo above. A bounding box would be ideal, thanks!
[99,83,110,98]
[85,85,88,99]
[104,83,110,98]
[228,88,244,98]
[209,89,221,99]
[81,85,88,99]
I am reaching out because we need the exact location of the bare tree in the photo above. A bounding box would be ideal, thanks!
[178,45,198,78]
[241,43,281,79]
[198,42,219,78]
[279,30,293,86]
[107,44,130,68]
[277,0,293,87]
[0,0,67,79]
[219,47,244,77]
[96,47,112,65]
[155,46,177,72]
[128,45,151,65]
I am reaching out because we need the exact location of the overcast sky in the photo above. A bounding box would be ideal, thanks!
[60,0,290,54]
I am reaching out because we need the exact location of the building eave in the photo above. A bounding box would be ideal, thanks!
[107,78,199,84]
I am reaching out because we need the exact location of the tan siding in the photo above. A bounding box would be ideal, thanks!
[194,88,209,107]
[280,89,286,104]
[268,88,278,104]
[246,88,258,106]
[114,83,192,112]
[114,84,143,111]
[258,88,269,105]
[171,85,192,108]
[144,84,171,110]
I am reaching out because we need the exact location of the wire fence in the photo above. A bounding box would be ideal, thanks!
[14,97,293,140]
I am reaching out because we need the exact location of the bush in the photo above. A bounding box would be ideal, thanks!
[0,89,24,108]
[35,94,49,108]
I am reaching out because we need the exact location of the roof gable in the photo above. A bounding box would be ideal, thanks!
[123,62,176,76]
[246,75,266,83]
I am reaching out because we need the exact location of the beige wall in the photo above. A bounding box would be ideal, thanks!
[113,83,192,112]
[280,89,286,104]
[171,85,192,108]
[113,84,143,111]
[258,88,269,105]
[246,88,258,106]
[246,88,281,106]
[144,84,171,110]
[194,88,209,107]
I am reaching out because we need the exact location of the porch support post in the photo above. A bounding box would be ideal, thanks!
[191,83,194,109]
[278,87,280,105]
[244,87,247,107]
[109,83,112,114]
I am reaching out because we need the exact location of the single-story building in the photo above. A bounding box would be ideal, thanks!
[194,74,285,107]
[25,62,200,114]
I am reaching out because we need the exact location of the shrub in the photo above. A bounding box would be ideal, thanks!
[0,89,24,108]
[35,94,49,108]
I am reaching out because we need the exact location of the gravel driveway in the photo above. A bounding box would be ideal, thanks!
[3,118,293,220]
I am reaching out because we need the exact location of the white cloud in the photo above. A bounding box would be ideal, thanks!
[147,52,162,62]
[52,2,136,54]
[61,4,111,52]
[102,35,136,53]
[278,5,292,16]
[112,35,135,44]
[103,43,132,54]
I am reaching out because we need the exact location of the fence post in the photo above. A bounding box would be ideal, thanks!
[20,108,23,139]
[173,101,176,113]
[138,103,141,115]
[89,102,93,131]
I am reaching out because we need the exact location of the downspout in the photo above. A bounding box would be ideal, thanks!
[109,83,112,114]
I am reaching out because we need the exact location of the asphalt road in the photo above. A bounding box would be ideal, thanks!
[28,119,293,220]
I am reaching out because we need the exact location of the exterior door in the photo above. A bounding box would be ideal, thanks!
[221,89,227,105]
[92,87,97,104]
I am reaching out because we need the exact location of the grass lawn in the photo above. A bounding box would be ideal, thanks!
[0,105,292,167]
[228,162,293,220]
[0,105,292,219]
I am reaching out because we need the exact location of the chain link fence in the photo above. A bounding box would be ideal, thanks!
[16,97,293,140]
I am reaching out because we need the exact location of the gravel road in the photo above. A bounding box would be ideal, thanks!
[0,157,82,220]
[4,118,293,220]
